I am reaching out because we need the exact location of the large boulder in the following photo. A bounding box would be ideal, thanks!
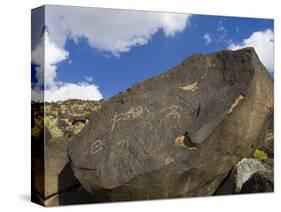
[68,48,273,201]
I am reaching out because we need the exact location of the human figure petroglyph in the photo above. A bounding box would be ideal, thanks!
[161,105,182,120]
[90,140,103,155]
[111,106,144,131]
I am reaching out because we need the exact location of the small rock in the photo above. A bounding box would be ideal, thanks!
[240,171,273,193]
[234,158,272,192]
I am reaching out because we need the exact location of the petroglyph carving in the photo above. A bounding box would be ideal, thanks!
[145,122,153,131]
[175,135,197,150]
[144,107,151,113]
[178,82,198,92]
[115,139,129,148]
[142,107,153,131]
[161,105,182,120]
[90,140,103,155]
[227,95,245,114]
[164,156,175,165]
[110,139,130,156]
[111,106,144,131]
[175,136,185,147]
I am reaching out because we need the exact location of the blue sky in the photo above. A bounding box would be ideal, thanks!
[31,5,274,102]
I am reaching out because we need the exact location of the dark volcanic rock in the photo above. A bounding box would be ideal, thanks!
[44,140,96,206]
[68,48,273,201]
[257,114,274,158]
[214,116,274,196]
[240,171,273,193]
[32,100,104,206]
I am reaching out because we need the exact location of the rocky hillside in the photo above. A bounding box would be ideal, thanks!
[32,99,104,141]
[45,99,104,139]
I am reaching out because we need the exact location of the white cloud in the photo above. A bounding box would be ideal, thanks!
[32,6,191,102]
[44,82,103,102]
[228,29,274,71]
[31,32,103,102]
[32,32,69,88]
[203,33,212,45]
[84,75,93,82]
[45,5,191,56]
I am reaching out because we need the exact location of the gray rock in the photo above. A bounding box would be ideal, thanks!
[32,102,100,206]
[45,140,74,200]
[234,158,272,192]
[240,171,273,193]
[68,48,273,200]
[44,140,96,206]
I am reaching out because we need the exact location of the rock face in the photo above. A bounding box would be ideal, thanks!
[68,48,273,201]
[31,100,102,206]
[32,120,96,206]
[214,117,274,196]
[44,140,95,206]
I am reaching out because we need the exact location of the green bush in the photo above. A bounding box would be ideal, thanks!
[253,149,268,160]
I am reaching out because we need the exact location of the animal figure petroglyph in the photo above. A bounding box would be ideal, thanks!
[161,105,182,120]
[111,106,144,131]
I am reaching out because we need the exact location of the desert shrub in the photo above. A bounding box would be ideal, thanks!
[253,149,268,160]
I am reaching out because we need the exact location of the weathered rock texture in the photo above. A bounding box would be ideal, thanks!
[31,100,103,206]
[42,139,96,206]
[214,116,274,196]
[68,48,273,201]
[240,171,273,193]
